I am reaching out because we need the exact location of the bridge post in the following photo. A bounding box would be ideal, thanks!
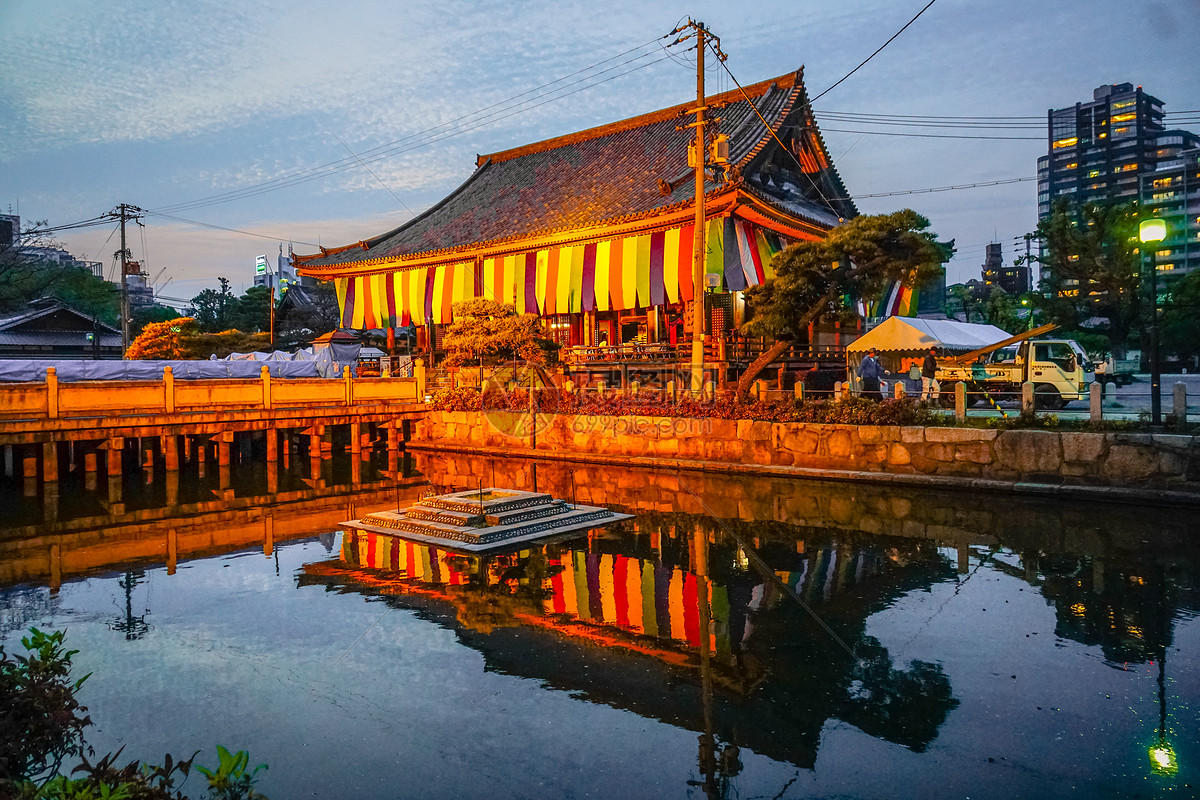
[266,429,278,462]
[1174,382,1187,429]
[261,365,272,410]
[343,365,353,405]
[1090,383,1103,422]
[794,381,805,401]
[218,431,232,466]
[350,422,361,455]
[46,367,59,420]
[387,420,399,451]
[415,359,426,399]
[167,528,178,575]
[165,469,178,507]
[163,366,175,414]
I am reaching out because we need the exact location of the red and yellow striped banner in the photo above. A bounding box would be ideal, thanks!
[334,217,790,327]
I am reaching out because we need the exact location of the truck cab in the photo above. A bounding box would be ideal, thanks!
[1016,339,1089,407]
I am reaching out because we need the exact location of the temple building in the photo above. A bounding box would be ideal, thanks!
[295,68,857,372]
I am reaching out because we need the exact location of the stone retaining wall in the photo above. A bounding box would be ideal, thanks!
[414,410,1200,493]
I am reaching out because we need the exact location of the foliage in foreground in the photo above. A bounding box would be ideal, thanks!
[430,386,941,426]
[0,629,267,799]
[430,387,1184,432]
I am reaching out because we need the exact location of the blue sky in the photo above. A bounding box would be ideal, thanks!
[3,0,1198,306]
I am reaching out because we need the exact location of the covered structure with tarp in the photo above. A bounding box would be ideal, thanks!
[846,317,1011,390]
[294,69,857,363]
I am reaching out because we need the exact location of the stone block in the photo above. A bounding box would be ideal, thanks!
[901,426,926,444]
[926,444,955,463]
[827,429,854,459]
[926,427,996,443]
[993,430,1063,474]
[1061,433,1106,464]
[954,442,994,465]
[1102,444,1161,480]
[880,444,908,469]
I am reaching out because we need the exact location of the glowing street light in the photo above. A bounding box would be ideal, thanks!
[1139,219,1167,425]
[1148,741,1178,776]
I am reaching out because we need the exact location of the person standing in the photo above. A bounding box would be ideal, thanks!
[858,348,886,400]
[921,347,940,403]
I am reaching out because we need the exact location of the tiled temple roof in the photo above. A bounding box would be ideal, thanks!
[298,68,855,272]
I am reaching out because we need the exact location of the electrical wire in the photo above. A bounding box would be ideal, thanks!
[144,211,322,248]
[150,39,673,216]
[815,126,1043,140]
[151,51,670,215]
[807,0,940,106]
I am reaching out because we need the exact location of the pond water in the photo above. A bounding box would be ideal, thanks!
[2,451,1198,799]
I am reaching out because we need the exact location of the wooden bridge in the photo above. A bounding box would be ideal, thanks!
[0,364,429,493]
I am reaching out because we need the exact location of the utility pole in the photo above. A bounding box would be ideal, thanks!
[673,20,726,396]
[111,204,143,357]
[689,21,708,397]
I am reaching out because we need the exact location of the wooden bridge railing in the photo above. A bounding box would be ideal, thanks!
[0,362,427,421]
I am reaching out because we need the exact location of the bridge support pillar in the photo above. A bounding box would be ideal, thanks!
[265,429,278,462]
[263,515,274,557]
[266,460,278,495]
[163,435,179,471]
[49,544,62,593]
[350,422,361,455]
[165,469,179,507]
[218,432,233,466]
[167,528,178,575]
[42,441,58,482]
[387,421,399,451]
[106,437,124,476]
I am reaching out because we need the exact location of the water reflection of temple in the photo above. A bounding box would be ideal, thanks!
[305,509,961,769]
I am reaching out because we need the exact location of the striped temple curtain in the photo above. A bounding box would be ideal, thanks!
[859,279,919,320]
[334,216,791,327]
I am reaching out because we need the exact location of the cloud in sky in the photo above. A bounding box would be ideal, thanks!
[3,0,1199,297]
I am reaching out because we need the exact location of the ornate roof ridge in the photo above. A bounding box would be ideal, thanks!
[477,70,800,167]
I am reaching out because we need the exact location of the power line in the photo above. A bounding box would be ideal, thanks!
[808,0,940,106]
[843,175,1036,200]
[815,127,1042,140]
[150,39,672,216]
[145,211,321,247]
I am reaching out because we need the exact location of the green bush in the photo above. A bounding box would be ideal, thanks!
[1,629,267,800]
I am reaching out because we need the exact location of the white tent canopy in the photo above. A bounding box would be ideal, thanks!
[847,317,1011,355]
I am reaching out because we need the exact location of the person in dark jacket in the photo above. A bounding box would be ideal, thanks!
[858,348,887,400]
[921,347,940,402]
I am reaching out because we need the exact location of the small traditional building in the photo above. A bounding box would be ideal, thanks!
[0,298,122,360]
[295,69,857,366]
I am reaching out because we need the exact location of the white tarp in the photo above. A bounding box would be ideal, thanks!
[213,350,316,362]
[0,359,321,382]
[847,317,1011,355]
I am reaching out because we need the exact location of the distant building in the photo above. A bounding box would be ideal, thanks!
[254,245,309,293]
[1140,145,1200,278]
[1036,83,1200,220]
[0,298,122,359]
[0,214,18,248]
[981,242,1030,295]
[0,213,103,276]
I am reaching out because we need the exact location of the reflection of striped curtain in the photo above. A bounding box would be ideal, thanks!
[334,217,793,326]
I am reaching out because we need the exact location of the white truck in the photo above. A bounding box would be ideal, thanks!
[935,324,1091,409]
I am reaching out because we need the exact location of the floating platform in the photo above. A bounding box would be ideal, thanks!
[341,488,633,553]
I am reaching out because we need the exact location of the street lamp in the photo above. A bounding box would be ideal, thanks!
[1139,219,1167,425]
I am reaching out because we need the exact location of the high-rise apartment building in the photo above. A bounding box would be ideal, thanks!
[1037,83,1200,279]
[1140,144,1200,278]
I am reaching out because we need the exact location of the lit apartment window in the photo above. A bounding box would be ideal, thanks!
[1086,170,1101,178]
[1156,249,1172,258]
[1114,164,1138,173]
[1113,126,1131,137]
[1053,137,1079,149]
[1111,112,1137,123]
[1157,263,1176,272]
[1111,99,1135,111]
[1064,162,1078,170]
[1152,192,1177,201]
